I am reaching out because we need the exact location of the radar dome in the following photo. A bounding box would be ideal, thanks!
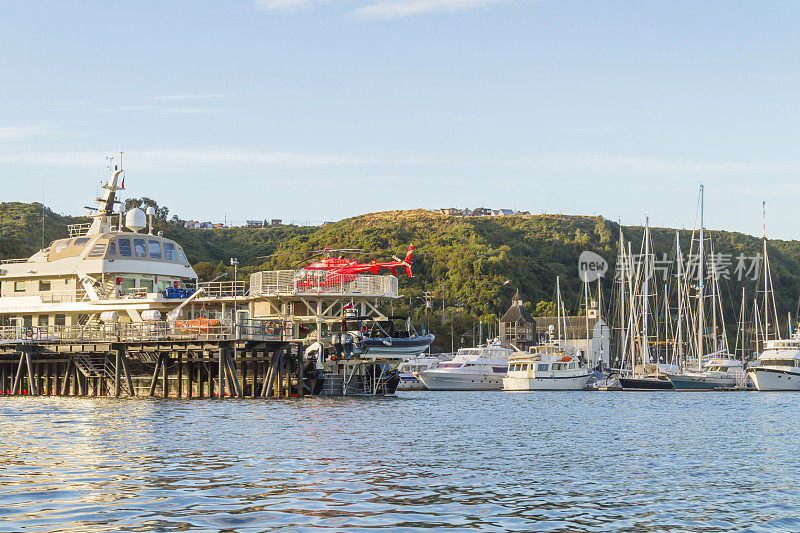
[125,208,147,232]
[145,206,156,216]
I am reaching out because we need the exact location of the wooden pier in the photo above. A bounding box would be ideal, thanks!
[0,337,313,398]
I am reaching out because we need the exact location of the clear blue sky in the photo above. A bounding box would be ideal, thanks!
[1,1,798,237]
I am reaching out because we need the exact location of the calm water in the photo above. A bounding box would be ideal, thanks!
[1,392,799,532]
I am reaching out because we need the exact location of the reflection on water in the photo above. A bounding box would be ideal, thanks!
[1,392,800,531]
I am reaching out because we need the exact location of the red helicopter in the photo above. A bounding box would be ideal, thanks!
[262,245,415,291]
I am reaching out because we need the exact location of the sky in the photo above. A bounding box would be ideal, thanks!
[1,1,799,238]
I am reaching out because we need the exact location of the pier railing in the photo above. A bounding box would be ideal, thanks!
[250,270,398,298]
[0,318,284,345]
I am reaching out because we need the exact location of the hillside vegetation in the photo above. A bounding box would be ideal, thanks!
[2,202,799,351]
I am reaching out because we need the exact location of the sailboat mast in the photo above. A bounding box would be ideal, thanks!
[642,215,651,367]
[556,276,562,344]
[675,231,684,368]
[763,201,769,341]
[584,278,591,367]
[618,227,627,368]
[697,185,705,371]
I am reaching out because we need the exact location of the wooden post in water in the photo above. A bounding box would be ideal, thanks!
[177,353,183,398]
[148,354,164,397]
[218,346,225,398]
[162,354,169,397]
[114,350,122,397]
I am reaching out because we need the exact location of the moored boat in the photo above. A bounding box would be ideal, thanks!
[414,340,512,391]
[503,344,591,391]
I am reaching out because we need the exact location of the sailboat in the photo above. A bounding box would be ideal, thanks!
[666,185,746,390]
[618,214,674,390]
[747,203,800,390]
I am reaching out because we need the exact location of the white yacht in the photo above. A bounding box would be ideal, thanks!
[0,161,199,335]
[748,335,800,391]
[414,340,513,391]
[503,344,591,391]
[397,352,453,390]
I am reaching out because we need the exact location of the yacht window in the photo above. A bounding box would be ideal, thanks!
[88,243,107,257]
[140,279,154,293]
[177,246,187,263]
[38,280,51,292]
[133,239,146,258]
[73,238,90,247]
[148,240,162,259]
[118,238,132,257]
[54,241,70,254]
[164,242,177,261]
[38,315,48,327]
[121,278,136,292]
[23,315,32,327]
[14,281,25,292]
[537,364,548,371]
[54,314,66,326]
[107,242,116,256]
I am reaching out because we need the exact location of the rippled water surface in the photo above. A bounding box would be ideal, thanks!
[1,392,800,531]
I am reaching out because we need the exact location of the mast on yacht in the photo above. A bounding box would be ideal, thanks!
[674,231,685,369]
[641,214,651,369]
[697,185,705,371]
[556,276,562,344]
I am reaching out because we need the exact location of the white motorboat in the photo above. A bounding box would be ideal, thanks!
[397,352,454,390]
[414,340,513,391]
[503,344,591,391]
[748,336,800,391]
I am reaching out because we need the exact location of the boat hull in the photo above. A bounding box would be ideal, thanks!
[415,371,504,391]
[618,377,674,391]
[503,374,591,391]
[361,334,435,359]
[666,373,740,390]
[749,367,800,391]
[397,373,427,390]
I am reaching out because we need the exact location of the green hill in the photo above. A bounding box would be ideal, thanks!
[2,202,798,352]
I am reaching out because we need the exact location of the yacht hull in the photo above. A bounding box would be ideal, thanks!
[361,334,435,359]
[397,373,426,390]
[415,371,504,391]
[618,377,674,391]
[666,373,739,391]
[749,368,800,391]
[503,374,591,391]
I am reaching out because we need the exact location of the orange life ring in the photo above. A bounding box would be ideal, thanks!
[561,356,572,362]
[360,323,368,333]
[24,326,34,338]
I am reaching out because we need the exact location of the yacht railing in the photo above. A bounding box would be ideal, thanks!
[1,289,90,303]
[0,318,284,344]
[187,281,247,298]
[0,258,29,264]
[250,270,398,298]
[67,223,92,237]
